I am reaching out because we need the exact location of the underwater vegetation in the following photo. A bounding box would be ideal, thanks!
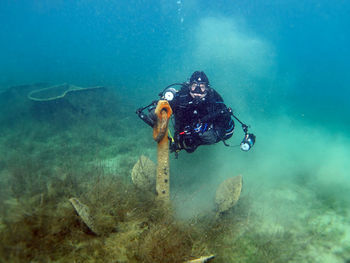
[0,84,350,262]
[0,166,302,263]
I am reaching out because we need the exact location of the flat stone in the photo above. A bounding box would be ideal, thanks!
[215,175,243,213]
[69,197,99,235]
[131,155,156,192]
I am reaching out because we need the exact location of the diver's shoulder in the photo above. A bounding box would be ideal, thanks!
[173,85,191,106]
[209,88,224,102]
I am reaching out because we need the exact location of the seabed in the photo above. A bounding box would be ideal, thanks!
[0,83,350,263]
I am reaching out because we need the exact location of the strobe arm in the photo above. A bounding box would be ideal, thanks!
[136,100,158,127]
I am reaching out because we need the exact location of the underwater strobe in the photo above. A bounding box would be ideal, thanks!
[240,133,256,152]
[229,109,256,152]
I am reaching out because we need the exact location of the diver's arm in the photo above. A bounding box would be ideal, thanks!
[205,94,234,140]
[213,104,235,140]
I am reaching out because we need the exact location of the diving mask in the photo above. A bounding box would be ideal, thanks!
[190,81,207,94]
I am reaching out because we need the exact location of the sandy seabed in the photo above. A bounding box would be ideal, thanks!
[0,83,349,263]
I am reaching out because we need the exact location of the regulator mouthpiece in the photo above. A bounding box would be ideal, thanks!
[240,133,256,151]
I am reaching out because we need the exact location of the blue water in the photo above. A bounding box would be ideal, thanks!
[1,1,350,261]
[1,0,349,126]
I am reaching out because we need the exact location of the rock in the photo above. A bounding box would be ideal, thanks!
[215,175,243,213]
[131,155,156,192]
[186,255,215,263]
[69,197,99,235]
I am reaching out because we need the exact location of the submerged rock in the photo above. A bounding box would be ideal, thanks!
[186,255,215,263]
[69,197,99,235]
[215,175,243,213]
[131,155,156,192]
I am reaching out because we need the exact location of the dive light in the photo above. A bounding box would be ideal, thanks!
[163,88,177,101]
[240,133,256,151]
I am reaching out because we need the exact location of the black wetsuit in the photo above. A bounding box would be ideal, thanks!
[138,85,235,153]
[167,85,234,153]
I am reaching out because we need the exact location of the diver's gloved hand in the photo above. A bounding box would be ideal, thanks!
[169,134,182,153]
[169,140,179,153]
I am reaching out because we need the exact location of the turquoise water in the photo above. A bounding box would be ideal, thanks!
[1,1,350,262]
[1,1,349,124]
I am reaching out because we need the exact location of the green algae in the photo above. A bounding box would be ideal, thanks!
[1,84,350,262]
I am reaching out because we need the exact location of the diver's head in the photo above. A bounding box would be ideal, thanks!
[189,71,210,99]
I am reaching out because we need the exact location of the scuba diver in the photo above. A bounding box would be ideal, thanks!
[136,71,255,155]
